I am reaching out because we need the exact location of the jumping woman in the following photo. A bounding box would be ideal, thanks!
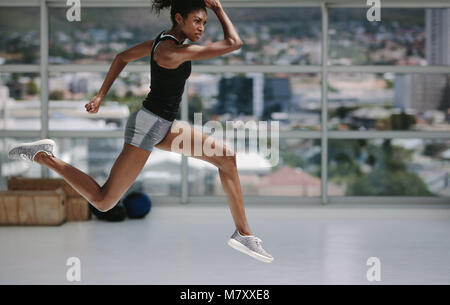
[7,0,273,263]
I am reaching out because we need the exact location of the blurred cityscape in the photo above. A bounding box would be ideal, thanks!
[0,7,449,198]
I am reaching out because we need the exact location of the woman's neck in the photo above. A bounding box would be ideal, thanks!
[165,27,186,44]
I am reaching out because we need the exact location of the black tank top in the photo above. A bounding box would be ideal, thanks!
[142,30,192,122]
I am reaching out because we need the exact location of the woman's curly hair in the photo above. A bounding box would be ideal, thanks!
[152,0,207,25]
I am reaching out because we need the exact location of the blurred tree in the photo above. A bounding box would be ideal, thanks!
[381,111,416,130]
[423,142,446,158]
[384,79,394,89]
[334,105,359,119]
[328,139,364,180]
[327,84,338,93]
[49,90,64,100]
[328,138,432,196]
[25,78,38,95]
[347,168,433,196]
[278,151,305,169]
[125,90,133,98]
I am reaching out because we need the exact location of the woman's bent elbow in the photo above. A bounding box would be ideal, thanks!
[115,52,129,64]
[232,38,243,49]
[226,38,243,50]
[235,39,243,49]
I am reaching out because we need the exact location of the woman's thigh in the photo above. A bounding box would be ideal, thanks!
[154,120,235,167]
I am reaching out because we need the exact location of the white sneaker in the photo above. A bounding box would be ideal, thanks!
[227,229,274,263]
[8,139,56,163]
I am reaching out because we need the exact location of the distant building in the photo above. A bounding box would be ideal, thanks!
[215,74,292,120]
[263,77,291,120]
[69,78,88,94]
[216,77,253,116]
[349,107,392,129]
[426,8,450,65]
[395,74,449,112]
[395,8,450,113]
[248,72,264,118]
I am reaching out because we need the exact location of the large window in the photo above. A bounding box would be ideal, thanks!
[1,1,449,204]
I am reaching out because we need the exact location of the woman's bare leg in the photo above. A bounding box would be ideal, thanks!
[34,142,151,211]
[155,121,253,236]
[217,156,253,236]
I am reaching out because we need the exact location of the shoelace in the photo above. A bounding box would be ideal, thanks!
[254,237,262,246]
[238,232,262,246]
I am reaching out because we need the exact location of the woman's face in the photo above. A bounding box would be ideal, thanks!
[177,9,207,42]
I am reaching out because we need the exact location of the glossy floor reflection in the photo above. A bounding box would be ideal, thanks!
[1,204,450,284]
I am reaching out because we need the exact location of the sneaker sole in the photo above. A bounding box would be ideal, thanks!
[227,238,274,263]
[8,139,56,153]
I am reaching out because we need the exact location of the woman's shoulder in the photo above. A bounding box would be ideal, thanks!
[154,39,189,60]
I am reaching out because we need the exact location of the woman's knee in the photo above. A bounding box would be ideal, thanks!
[92,193,119,212]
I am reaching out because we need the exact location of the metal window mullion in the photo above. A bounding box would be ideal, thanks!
[40,0,450,9]
[181,81,189,204]
[47,64,323,74]
[44,1,322,8]
[3,1,450,9]
[0,65,40,73]
[0,0,40,6]
[45,65,450,74]
[40,0,50,178]
[328,3,450,8]
[328,131,450,139]
[321,3,329,205]
[3,130,450,139]
[192,65,322,74]
[328,66,450,74]
[158,195,450,205]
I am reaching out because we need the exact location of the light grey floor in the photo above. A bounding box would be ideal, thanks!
[1,204,450,285]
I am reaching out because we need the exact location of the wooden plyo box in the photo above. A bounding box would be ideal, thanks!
[66,197,91,221]
[7,177,91,221]
[8,176,78,196]
[0,188,66,225]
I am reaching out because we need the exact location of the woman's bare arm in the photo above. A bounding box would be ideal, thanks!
[117,40,155,63]
[85,40,154,113]
[97,40,154,98]
[161,2,243,66]
[208,0,241,45]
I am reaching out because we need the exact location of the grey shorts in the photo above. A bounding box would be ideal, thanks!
[124,106,175,152]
